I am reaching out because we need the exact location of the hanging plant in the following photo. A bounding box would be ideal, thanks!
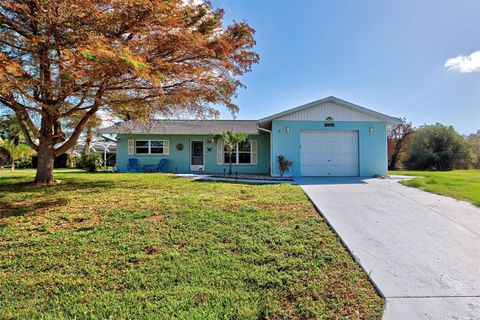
[176,143,184,151]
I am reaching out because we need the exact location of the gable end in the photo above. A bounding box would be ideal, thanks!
[259,96,401,126]
[276,100,382,122]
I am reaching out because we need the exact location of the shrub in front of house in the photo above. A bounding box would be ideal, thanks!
[76,153,103,172]
[405,123,473,170]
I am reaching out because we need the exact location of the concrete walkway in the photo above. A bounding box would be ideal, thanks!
[297,177,480,320]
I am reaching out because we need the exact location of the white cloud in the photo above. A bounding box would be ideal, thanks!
[445,50,480,73]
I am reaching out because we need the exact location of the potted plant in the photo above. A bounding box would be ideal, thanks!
[278,155,293,178]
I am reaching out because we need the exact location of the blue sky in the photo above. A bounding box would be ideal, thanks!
[212,0,480,134]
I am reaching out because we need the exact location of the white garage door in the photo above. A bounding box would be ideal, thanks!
[300,131,359,176]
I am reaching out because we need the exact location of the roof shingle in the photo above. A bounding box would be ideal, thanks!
[98,120,260,135]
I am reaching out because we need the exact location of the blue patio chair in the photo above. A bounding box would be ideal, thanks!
[127,158,140,172]
[156,159,168,172]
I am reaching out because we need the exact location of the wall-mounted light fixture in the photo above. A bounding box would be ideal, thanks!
[368,127,375,134]
[285,127,290,133]
[325,116,334,121]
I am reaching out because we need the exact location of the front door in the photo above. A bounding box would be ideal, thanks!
[190,141,204,171]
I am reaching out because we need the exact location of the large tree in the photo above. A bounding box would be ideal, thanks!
[387,120,413,170]
[0,0,258,183]
[466,130,480,169]
[405,123,472,171]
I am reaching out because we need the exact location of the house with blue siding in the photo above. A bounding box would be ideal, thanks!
[100,96,400,177]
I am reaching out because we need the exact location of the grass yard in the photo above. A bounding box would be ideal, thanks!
[0,169,382,319]
[390,170,480,206]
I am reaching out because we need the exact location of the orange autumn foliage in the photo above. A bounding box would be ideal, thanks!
[0,0,259,183]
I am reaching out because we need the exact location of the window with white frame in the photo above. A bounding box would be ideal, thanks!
[223,141,254,164]
[134,140,169,155]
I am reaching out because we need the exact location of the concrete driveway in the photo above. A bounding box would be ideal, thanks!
[297,176,480,320]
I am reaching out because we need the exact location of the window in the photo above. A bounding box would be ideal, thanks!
[224,141,252,164]
[238,141,251,164]
[224,151,236,164]
[135,140,149,154]
[150,140,164,154]
[135,140,169,155]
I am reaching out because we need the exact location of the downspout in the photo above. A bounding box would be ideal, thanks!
[258,126,272,176]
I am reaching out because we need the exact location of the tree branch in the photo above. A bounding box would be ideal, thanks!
[55,85,105,156]
[15,112,39,151]
[62,85,92,117]
[0,13,31,39]
[11,100,39,137]
[0,40,33,52]
[0,97,39,137]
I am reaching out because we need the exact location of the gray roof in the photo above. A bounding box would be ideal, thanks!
[99,97,401,135]
[98,120,260,135]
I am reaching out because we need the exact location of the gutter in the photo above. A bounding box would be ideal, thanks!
[257,126,273,176]
[101,135,117,142]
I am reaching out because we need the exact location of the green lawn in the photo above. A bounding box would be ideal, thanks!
[0,169,382,319]
[390,170,480,206]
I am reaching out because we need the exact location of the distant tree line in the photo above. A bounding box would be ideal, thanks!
[388,121,479,171]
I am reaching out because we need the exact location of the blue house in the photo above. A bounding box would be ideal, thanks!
[100,96,401,177]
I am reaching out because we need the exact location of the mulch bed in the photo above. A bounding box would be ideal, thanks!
[207,173,294,181]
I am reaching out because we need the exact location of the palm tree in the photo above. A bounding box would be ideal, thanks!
[0,139,35,171]
[0,114,23,144]
[212,131,248,175]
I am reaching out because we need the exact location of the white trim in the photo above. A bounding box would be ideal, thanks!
[163,140,170,155]
[222,140,256,165]
[190,140,205,171]
[128,139,134,155]
[217,140,224,164]
[134,139,169,155]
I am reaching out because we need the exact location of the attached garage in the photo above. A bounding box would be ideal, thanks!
[259,96,401,178]
[300,131,359,176]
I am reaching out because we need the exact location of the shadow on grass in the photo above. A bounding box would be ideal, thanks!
[0,178,117,218]
[0,178,116,193]
[0,175,34,186]
[0,197,69,218]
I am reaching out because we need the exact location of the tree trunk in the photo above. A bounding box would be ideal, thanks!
[68,142,77,168]
[11,160,15,171]
[35,140,55,184]
[228,153,233,175]
[389,153,398,170]
[83,125,93,155]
